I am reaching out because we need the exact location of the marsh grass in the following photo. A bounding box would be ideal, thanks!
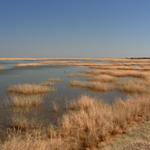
[10,115,39,131]
[60,95,150,148]
[97,58,150,64]
[86,69,147,79]
[15,60,72,67]
[89,63,150,71]
[2,95,150,149]
[0,131,65,150]
[70,80,114,92]
[15,60,97,68]
[7,78,60,112]
[8,84,53,95]
[89,64,136,70]
[2,58,150,149]
[68,73,116,83]
[9,95,44,108]
[116,79,150,94]
[89,74,116,83]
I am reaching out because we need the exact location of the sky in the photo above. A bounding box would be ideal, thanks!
[0,0,150,58]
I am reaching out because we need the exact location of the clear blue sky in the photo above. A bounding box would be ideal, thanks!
[0,0,150,58]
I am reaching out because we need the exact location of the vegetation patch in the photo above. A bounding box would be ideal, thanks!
[1,95,150,149]
[85,69,147,79]
[10,115,39,131]
[70,80,114,92]
[8,84,54,95]
[89,74,116,83]
[9,95,44,108]
[117,80,150,94]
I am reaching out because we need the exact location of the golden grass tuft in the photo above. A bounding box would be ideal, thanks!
[89,64,136,70]
[89,74,116,83]
[68,72,116,83]
[8,84,54,95]
[117,80,149,94]
[68,95,102,111]
[85,69,147,79]
[70,80,114,92]
[9,95,44,108]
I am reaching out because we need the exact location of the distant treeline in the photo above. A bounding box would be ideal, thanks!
[127,57,150,59]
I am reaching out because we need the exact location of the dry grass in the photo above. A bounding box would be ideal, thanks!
[117,80,150,94]
[2,95,150,149]
[0,132,66,150]
[9,95,44,108]
[10,115,38,131]
[60,95,150,148]
[15,60,103,68]
[2,58,150,149]
[8,84,54,95]
[70,80,114,92]
[89,74,116,83]
[15,60,79,68]
[89,63,150,72]
[68,73,116,83]
[85,69,148,79]
[89,64,136,70]
[15,60,94,68]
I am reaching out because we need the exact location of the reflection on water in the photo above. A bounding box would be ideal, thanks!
[0,60,127,139]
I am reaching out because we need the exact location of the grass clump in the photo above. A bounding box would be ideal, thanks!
[9,95,44,108]
[89,74,116,83]
[117,80,149,94]
[8,84,54,95]
[70,80,114,92]
[85,69,147,79]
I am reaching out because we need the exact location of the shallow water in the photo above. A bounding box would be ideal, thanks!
[0,60,127,139]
